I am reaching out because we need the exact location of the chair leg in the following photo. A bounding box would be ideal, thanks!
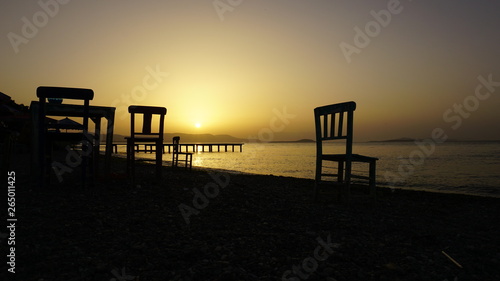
[45,143,52,188]
[81,147,87,189]
[91,138,99,180]
[89,149,95,188]
[87,138,96,188]
[39,142,47,189]
[155,141,162,179]
[314,158,322,202]
[127,140,136,185]
[337,161,344,183]
[313,180,320,202]
[81,136,95,189]
[126,141,130,174]
[131,144,135,180]
[343,161,352,203]
[172,153,177,168]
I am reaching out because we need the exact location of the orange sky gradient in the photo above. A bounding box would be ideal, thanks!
[1,0,499,141]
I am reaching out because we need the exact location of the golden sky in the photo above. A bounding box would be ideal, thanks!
[1,0,500,141]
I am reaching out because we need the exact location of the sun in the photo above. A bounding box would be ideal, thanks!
[195,122,202,128]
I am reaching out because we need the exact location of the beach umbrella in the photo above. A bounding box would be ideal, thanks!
[45,117,58,125]
[57,117,83,132]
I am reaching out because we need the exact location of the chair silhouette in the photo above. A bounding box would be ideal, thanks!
[125,105,166,183]
[314,101,378,201]
[172,136,193,170]
[36,86,95,188]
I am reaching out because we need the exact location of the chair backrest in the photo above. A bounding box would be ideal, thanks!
[37,86,94,133]
[128,105,166,139]
[172,136,180,153]
[314,101,356,156]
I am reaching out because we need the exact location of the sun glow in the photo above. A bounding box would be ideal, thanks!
[195,123,202,128]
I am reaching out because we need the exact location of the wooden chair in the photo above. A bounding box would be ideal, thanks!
[314,101,378,201]
[125,105,166,183]
[172,136,193,170]
[36,86,95,188]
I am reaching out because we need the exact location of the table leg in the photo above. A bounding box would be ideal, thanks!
[105,112,115,174]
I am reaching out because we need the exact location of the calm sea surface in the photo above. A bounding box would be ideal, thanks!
[120,142,500,198]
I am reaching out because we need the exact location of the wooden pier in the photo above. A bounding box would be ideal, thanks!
[111,143,243,154]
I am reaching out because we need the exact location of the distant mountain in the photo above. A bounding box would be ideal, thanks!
[165,133,246,143]
[367,137,500,143]
[107,133,247,143]
[270,139,315,143]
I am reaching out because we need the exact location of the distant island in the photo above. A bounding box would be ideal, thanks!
[368,137,500,143]
[269,139,315,143]
[368,137,416,143]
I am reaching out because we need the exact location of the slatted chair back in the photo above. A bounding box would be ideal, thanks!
[314,101,356,157]
[172,136,180,153]
[128,106,166,140]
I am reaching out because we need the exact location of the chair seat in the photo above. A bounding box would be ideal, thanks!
[322,153,378,163]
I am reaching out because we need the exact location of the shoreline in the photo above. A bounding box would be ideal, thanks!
[115,152,500,199]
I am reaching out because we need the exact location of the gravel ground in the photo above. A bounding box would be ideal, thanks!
[3,157,500,281]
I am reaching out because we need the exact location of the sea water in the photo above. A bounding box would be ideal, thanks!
[120,141,500,197]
